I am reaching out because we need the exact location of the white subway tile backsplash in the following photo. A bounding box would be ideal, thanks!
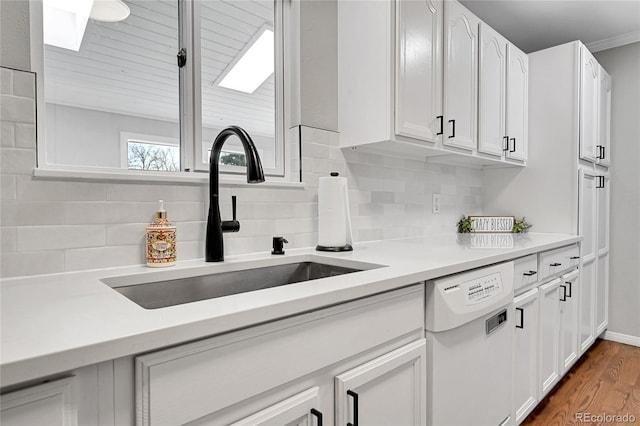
[65,245,144,272]
[0,95,35,123]
[14,123,35,149]
[1,148,35,174]
[17,176,106,201]
[17,225,106,251]
[1,227,17,253]
[1,174,16,200]
[1,122,14,147]
[1,251,65,278]
[1,68,484,277]
[1,201,66,226]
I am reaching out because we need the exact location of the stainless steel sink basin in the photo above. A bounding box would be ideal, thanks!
[103,261,378,309]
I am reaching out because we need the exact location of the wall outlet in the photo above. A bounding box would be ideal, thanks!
[432,193,441,214]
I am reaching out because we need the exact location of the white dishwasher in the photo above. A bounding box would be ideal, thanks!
[425,262,514,426]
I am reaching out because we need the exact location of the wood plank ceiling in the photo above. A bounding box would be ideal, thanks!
[43,0,275,136]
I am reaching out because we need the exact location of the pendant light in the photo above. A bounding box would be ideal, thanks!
[90,0,130,22]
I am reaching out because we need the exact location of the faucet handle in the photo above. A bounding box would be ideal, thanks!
[222,195,240,233]
[231,195,236,221]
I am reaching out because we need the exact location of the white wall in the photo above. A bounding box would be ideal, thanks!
[594,42,640,340]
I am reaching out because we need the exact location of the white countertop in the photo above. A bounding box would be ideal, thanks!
[0,233,580,388]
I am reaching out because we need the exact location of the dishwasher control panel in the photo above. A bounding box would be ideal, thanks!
[463,272,503,305]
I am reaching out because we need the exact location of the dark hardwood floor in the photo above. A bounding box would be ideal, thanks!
[523,339,640,425]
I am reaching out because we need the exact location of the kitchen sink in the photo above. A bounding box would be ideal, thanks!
[102,260,381,309]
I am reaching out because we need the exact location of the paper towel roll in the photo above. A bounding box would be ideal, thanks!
[317,173,353,251]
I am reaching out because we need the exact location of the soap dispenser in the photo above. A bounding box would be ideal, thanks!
[146,200,176,267]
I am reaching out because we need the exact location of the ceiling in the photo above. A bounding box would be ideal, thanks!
[460,0,640,53]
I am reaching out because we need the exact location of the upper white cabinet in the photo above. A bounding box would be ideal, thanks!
[506,44,529,161]
[395,0,443,144]
[478,23,528,162]
[443,0,480,151]
[478,23,508,157]
[338,0,526,167]
[597,66,611,167]
[580,47,600,163]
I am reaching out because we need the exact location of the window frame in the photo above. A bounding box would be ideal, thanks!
[30,0,299,184]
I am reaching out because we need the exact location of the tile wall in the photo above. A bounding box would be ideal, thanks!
[0,67,483,278]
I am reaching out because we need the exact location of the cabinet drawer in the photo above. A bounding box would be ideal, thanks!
[136,285,424,426]
[538,244,579,280]
[514,255,538,293]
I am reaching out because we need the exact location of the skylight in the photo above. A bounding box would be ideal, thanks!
[218,29,274,94]
[42,0,94,51]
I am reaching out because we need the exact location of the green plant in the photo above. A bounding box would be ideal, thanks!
[457,215,474,233]
[512,217,532,233]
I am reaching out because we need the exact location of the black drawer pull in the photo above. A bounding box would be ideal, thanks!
[347,390,359,426]
[550,262,562,267]
[516,307,524,329]
[565,281,573,298]
[311,408,323,426]
[523,270,537,276]
[570,256,580,260]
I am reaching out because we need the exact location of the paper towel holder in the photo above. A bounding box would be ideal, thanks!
[316,172,353,252]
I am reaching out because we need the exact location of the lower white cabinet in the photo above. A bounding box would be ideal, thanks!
[512,288,539,424]
[560,270,580,374]
[0,378,77,426]
[135,285,425,426]
[538,279,562,398]
[335,340,426,426]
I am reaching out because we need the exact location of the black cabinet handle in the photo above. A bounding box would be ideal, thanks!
[436,116,443,135]
[570,256,580,260]
[560,285,567,302]
[523,270,537,277]
[596,145,603,159]
[347,390,359,426]
[596,176,605,188]
[448,119,455,138]
[601,146,606,160]
[311,408,323,426]
[509,137,516,153]
[550,262,562,267]
[177,48,187,68]
[565,281,573,298]
[516,307,524,329]
[503,136,509,151]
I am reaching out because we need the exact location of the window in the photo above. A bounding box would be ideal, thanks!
[34,0,296,181]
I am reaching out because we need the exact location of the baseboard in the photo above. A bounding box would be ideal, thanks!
[601,331,640,347]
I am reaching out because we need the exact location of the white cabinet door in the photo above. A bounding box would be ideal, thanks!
[579,170,598,262]
[539,279,561,398]
[335,340,426,426]
[443,0,480,151]
[560,270,580,374]
[478,23,507,157]
[580,259,596,353]
[0,378,77,426]
[595,252,609,336]
[395,0,443,143]
[230,388,322,426]
[506,44,529,162]
[597,175,610,255]
[597,66,611,167]
[513,288,539,424]
[580,47,599,163]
